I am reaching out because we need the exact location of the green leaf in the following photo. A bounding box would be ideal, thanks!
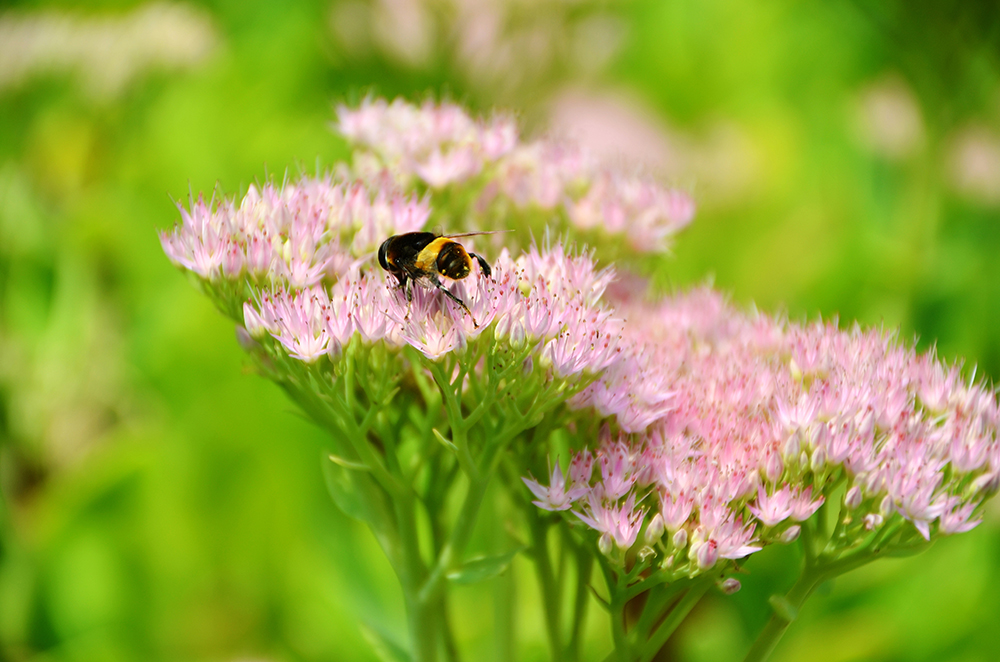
[321,453,371,524]
[359,622,412,662]
[447,547,524,585]
[588,584,611,612]
[328,453,371,471]
[432,428,458,453]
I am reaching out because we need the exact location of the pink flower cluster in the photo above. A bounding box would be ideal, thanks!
[159,169,628,374]
[159,169,627,374]
[242,247,622,370]
[337,98,518,188]
[528,286,1000,570]
[160,96,1000,577]
[336,98,695,252]
[160,177,429,286]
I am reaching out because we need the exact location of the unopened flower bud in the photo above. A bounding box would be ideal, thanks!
[522,355,533,375]
[798,451,809,469]
[672,528,688,550]
[510,319,526,349]
[645,513,665,544]
[971,471,1000,498]
[810,447,827,473]
[694,540,719,570]
[864,471,884,495]
[844,486,862,510]
[494,313,511,339]
[598,532,613,557]
[765,452,784,484]
[719,578,742,595]
[864,513,883,530]
[879,495,893,517]
[243,302,272,339]
[783,432,801,461]
[780,525,801,544]
[235,325,260,352]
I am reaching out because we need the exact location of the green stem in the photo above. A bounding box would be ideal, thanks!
[495,565,516,662]
[799,515,818,566]
[405,592,440,662]
[633,580,685,645]
[741,564,827,662]
[419,475,491,604]
[565,539,593,662]
[743,525,906,662]
[429,361,478,480]
[528,511,564,662]
[638,579,711,662]
[439,594,461,662]
[593,556,630,662]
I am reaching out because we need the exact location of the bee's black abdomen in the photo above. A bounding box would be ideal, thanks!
[378,232,437,279]
[377,238,392,271]
[436,242,472,280]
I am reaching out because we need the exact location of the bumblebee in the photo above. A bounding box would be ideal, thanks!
[378,231,496,327]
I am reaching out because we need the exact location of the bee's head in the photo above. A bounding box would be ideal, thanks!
[377,237,393,271]
[436,240,472,280]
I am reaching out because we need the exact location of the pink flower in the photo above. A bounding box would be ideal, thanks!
[534,279,999,568]
[710,515,761,561]
[161,177,431,289]
[598,440,637,500]
[337,98,696,254]
[660,492,694,531]
[937,496,982,535]
[575,493,645,550]
[787,487,825,522]
[747,486,795,528]
[249,286,334,363]
[336,98,517,189]
[522,460,589,512]
[569,450,594,487]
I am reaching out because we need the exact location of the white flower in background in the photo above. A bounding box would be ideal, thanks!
[329,0,626,100]
[947,124,1000,208]
[852,75,925,160]
[0,2,218,100]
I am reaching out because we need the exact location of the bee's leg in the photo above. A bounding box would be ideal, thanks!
[470,253,492,278]
[430,275,479,329]
[404,278,413,321]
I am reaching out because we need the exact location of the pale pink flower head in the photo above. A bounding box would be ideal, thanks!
[248,286,334,363]
[522,460,590,512]
[337,98,696,255]
[575,493,644,550]
[569,450,594,487]
[161,176,431,290]
[336,98,517,188]
[747,485,794,528]
[531,280,999,572]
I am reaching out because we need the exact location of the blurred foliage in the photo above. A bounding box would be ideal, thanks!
[1,1,999,661]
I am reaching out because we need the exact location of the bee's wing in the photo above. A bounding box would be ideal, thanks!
[442,230,514,239]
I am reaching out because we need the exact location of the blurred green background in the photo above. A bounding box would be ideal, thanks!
[2,1,1000,660]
